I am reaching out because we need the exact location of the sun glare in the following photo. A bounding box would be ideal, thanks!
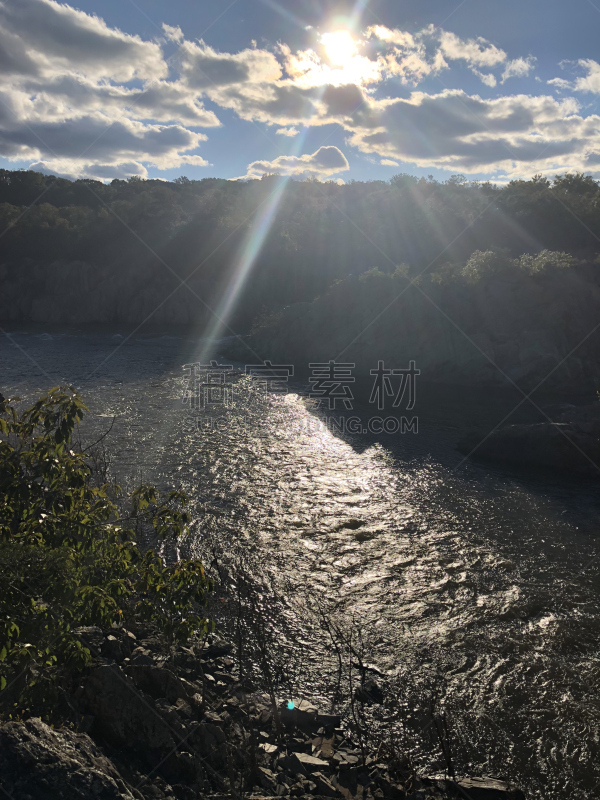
[321,30,357,67]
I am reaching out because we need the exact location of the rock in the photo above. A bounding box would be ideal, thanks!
[281,751,330,775]
[162,750,197,784]
[102,635,126,662]
[155,699,187,734]
[213,670,236,684]
[83,665,175,751]
[312,771,339,797]
[317,712,341,731]
[189,692,204,714]
[312,734,335,759]
[376,777,405,800]
[174,698,193,719]
[280,699,319,731]
[413,776,525,799]
[199,637,234,659]
[76,625,105,655]
[258,767,279,792]
[0,717,138,799]
[191,721,226,760]
[125,665,195,704]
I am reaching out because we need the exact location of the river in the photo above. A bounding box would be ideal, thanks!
[2,329,600,799]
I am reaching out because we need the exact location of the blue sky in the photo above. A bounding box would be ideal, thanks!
[2,0,600,183]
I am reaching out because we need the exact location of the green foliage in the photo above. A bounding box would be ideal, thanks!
[514,249,578,274]
[0,388,212,716]
[431,248,577,285]
[0,168,599,334]
[460,249,512,283]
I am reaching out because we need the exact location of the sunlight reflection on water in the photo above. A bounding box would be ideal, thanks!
[3,332,600,798]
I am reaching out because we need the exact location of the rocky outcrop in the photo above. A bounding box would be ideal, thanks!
[458,402,600,474]
[0,717,137,800]
[0,625,525,800]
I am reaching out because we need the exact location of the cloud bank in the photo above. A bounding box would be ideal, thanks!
[0,0,597,182]
[240,145,350,180]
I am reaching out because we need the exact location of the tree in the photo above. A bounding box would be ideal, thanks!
[0,388,212,718]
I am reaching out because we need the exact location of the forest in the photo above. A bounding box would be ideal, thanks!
[2,168,600,334]
[3,167,600,391]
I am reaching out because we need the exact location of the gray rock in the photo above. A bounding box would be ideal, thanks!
[125,664,196,704]
[280,699,319,731]
[0,717,137,799]
[129,647,154,666]
[199,638,234,659]
[316,712,341,730]
[258,767,279,792]
[191,720,226,760]
[281,751,330,775]
[312,771,339,797]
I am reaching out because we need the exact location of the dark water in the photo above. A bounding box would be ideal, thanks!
[2,329,600,799]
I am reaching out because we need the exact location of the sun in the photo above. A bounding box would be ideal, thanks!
[321,30,357,67]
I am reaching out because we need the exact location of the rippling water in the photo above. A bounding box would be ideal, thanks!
[3,330,600,798]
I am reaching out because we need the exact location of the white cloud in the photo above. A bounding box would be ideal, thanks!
[548,59,600,95]
[438,30,506,68]
[471,69,497,87]
[345,90,599,178]
[162,23,183,44]
[240,145,349,180]
[368,25,509,87]
[572,59,600,93]
[502,57,536,82]
[0,109,207,175]
[548,77,573,90]
[0,0,166,81]
[0,1,595,184]
[179,40,282,90]
[0,0,213,179]
[380,159,399,166]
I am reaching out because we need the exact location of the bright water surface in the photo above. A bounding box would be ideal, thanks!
[2,330,600,799]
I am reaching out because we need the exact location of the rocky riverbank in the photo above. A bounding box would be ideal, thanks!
[0,624,524,800]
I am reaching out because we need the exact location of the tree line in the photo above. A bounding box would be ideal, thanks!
[1,168,600,330]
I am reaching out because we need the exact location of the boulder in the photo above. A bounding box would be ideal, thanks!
[280,699,318,731]
[83,664,175,751]
[0,717,137,800]
[125,664,196,704]
[281,751,330,775]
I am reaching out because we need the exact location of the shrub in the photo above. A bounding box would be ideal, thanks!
[0,388,212,717]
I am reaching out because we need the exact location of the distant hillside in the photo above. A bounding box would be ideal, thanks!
[224,250,600,391]
[3,169,600,388]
